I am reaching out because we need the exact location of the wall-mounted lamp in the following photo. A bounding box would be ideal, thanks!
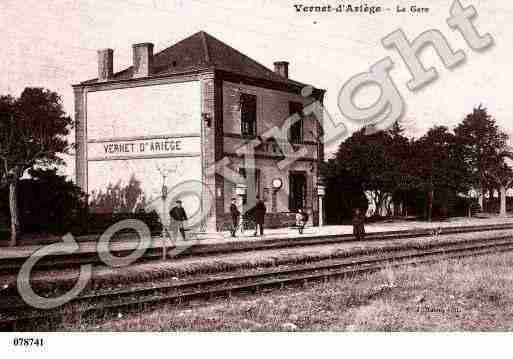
[235,184,248,196]
[317,177,326,196]
[161,184,168,200]
[202,112,212,128]
[7,168,16,181]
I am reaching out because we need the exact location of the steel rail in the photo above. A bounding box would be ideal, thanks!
[2,222,513,272]
[2,232,513,329]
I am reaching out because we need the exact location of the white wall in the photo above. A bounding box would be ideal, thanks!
[86,81,202,214]
[87,81,201,140]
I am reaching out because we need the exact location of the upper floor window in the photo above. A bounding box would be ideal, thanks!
[241,93,257,138]
[288,101,303,144]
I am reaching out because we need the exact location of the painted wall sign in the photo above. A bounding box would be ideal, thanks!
[87,136,201,160]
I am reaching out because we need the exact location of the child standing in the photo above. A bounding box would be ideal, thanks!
[296,208,306,234]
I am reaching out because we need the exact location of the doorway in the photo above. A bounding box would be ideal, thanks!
[289,171,307,211]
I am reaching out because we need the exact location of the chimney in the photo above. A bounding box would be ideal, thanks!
[132,42,154,78]
[97,49,113,81]
[273,61,289,78]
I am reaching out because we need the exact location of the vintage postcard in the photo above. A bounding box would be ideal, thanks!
[0,0,512,357]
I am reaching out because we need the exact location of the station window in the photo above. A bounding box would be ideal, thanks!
[241,93,257,138]
[288,101,304,144]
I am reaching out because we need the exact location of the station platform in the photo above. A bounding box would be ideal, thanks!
[2,215,513,262]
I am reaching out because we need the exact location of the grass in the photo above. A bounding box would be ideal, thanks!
[49,250,513,331]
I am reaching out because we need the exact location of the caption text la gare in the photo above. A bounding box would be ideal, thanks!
[293,4,430,14]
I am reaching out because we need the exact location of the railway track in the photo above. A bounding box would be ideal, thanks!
[2,222,513,272]
[2,226,513,330]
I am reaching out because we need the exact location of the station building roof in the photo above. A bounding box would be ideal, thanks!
[79,31,321,94]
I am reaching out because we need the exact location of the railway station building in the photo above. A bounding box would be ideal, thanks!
[73,31,326,232]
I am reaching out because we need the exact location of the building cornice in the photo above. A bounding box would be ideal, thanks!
[224,152,318,162]
[72,68,325,99]
[72,69,213,92]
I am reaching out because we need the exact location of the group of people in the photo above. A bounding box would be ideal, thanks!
[170,197,366,241]
[229,197,311,237]
[230,196,267,237]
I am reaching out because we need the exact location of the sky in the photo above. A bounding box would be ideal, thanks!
[1,0,512,180]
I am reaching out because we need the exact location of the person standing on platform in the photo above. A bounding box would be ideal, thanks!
[169,200,188,241]
[296,208,306,234]
[230,197,240,238]
[254,196,266,236]
[352,208,365,240]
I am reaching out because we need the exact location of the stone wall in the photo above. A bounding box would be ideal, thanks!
[219,80,321,222]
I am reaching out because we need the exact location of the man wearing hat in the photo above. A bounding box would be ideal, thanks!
[230,197,241,238]
[254,196,267,236]
[169,200,188,241]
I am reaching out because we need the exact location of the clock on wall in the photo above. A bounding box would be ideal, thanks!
[272,178,283,190]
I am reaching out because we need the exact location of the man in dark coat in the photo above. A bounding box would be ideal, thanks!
[230,197,240,238]
[253,196,266,236]
[169,200,188,241]
[352,208,365,240]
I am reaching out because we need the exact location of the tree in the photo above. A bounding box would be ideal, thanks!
[321,158,368,224]
[89,175,147,214]
[413,126,470,221]
[484,148,513,216]
[332,123,412,218]
[334,128,387,216]
[386,122,417,216]
[454,106,508,209]
[0,88,72,246]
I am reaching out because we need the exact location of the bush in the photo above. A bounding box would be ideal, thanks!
[84,211,163,236]
[0,169,164,237]
[0,168,87,235]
